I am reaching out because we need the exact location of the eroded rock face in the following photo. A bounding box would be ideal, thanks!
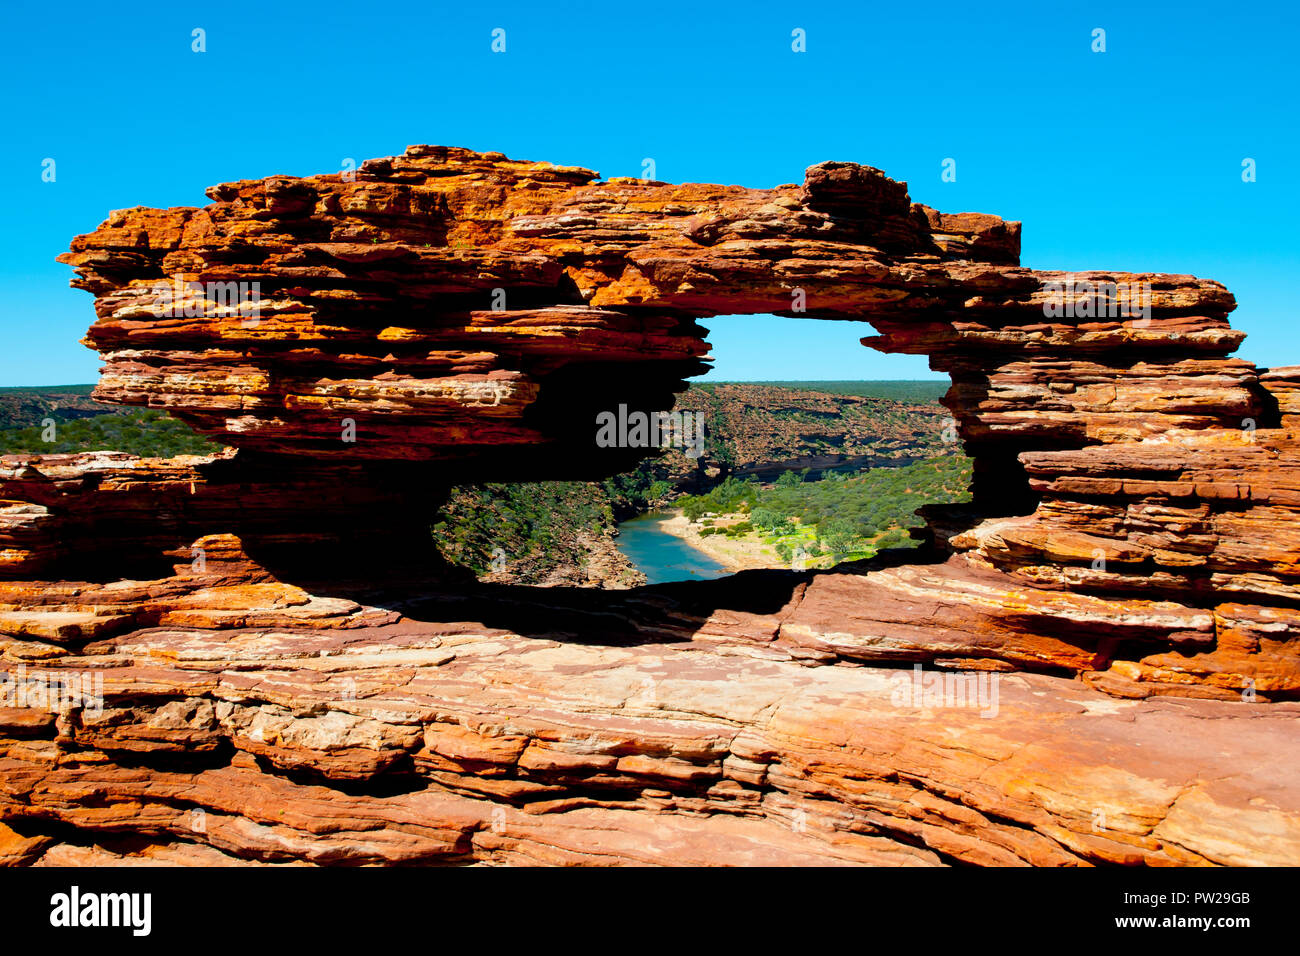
[0,451,453,583]
[60,146,1244,472]
[4,593,1298,866]
[2,147,1298,866]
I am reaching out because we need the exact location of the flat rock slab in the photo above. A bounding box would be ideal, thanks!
[3,606,1297,866]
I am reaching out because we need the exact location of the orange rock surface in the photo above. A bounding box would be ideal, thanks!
[1,146,1296,866]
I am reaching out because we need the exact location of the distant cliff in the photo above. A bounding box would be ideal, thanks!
[0,385,113,429]
[678,382,949,477]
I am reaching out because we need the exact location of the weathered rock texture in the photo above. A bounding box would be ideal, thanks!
[1,147,1297,866]
[674,384,951,480]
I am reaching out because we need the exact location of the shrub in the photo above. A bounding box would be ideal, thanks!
[875,527,913,550]
[818,517,860,555]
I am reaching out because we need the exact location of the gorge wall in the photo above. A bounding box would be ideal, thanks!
[1,146,1298,866]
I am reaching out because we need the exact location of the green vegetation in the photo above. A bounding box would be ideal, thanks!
[433,481,623,583]
[678,455,972,567]
[0,384,96,394]
[0,385,219,457]
[601,460,674,518]
[681,476,757,521]
[0,409,220,457]
[0,384,112,430]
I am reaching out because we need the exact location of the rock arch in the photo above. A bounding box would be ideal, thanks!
[49,147,1295,630]
[1,146,1298,866]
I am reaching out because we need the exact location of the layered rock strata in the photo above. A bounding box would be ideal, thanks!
[0,147,1296,865]
[0,451,451,582]
[3,583,1297,866]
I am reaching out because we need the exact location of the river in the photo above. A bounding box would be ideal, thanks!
[614,512,729,585]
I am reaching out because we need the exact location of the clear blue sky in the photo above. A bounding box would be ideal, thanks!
[2,0,1295,385]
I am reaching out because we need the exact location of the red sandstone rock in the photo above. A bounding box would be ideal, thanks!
[2,599,1297,866]
[59,146,1239,470]
[0,146,1295,866]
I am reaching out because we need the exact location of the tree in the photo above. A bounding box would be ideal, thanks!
[876,527,912,550]
[818,517,859,556]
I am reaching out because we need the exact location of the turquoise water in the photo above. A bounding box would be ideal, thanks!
[615,512,729,585]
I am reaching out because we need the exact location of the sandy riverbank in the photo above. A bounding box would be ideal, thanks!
[656,510,788,572]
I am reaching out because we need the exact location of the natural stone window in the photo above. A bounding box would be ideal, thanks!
[1,147,1296,867]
